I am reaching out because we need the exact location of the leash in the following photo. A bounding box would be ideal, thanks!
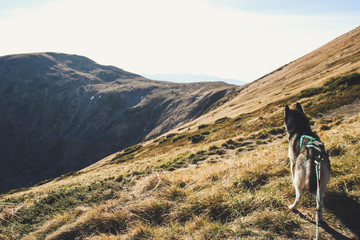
[300,135,324,240]
[315,156,322,240]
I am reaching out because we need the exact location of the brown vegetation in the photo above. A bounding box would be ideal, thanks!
[1,27,360,239]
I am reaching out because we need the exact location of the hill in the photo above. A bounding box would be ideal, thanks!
[179,26,360,128]
[0,27,359,239]
[0,53,236,193]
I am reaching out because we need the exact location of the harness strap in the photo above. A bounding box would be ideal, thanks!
[300,135,316,148]
[300,135,325,163]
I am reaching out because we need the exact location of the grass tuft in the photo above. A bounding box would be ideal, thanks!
[251,210,300,237]
[45,208,131,239]
[327,144,346,157]
[130,199,174,225]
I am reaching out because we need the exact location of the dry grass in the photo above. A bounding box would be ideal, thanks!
[2,108,359,240]
[177,27,360,131]
[1,28,360,239]
[1,102,359,239]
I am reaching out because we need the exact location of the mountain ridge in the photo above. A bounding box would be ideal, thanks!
[0,53,237,193]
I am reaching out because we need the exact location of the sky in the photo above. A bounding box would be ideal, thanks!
[0,0,359,85]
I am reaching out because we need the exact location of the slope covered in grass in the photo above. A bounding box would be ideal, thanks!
[1,72,359,239]
[1,27,360,239]
[183,26,360,129]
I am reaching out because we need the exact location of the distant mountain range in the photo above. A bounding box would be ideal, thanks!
[143,73,247,85]
[0,53,237,193]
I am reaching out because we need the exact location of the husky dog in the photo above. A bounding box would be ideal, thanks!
[284,103,330,220]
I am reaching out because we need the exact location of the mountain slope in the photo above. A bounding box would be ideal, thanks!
[0,53,236,193]
[183,26,360,128]
[0,27,359,239]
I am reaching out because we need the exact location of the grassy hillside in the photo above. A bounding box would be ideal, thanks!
[0,72,359,239]
[1,27,360,239]
[184,26,360,128]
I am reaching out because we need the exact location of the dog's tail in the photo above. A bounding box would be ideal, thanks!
[306,151,317,197]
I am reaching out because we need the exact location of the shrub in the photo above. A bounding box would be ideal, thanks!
[250,131,268,140]
[172,134,187,143]
[298,87,323,98]
[318,118,333,125]
[110,144,142,163]
[208,145,219,151]
[189,152,207,164]
[255,140,267,145]
[295,73,360,117]
[324,72,360,92]
[208,145,226,155]
[157,152,193,170]
[198,124,209,129]
[320,125,331,131]
[215,117,230,124]
[166,133,178,139]
[123,144,142,154]
[221,139,237,149]
[201,131,211,135]
[233,113,252,122]
[190,134,205,143]
[109,154,134,164]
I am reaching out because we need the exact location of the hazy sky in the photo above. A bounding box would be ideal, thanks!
[0,0,359,84]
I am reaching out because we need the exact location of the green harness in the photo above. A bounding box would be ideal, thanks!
[300,135,325,163]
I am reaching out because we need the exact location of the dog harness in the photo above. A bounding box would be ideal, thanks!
[300,135,325,162]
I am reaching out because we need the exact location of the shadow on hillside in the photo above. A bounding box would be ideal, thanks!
[325,191,360,238]
[292,210,351,240]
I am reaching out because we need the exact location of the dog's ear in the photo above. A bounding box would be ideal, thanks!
[296,102,304,113]
[285,105,290,118]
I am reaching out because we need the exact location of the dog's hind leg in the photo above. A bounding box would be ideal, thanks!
[289,185,303,210]
[289,169,305,210]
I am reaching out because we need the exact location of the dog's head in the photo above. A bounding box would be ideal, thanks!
[284,103,312,135]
